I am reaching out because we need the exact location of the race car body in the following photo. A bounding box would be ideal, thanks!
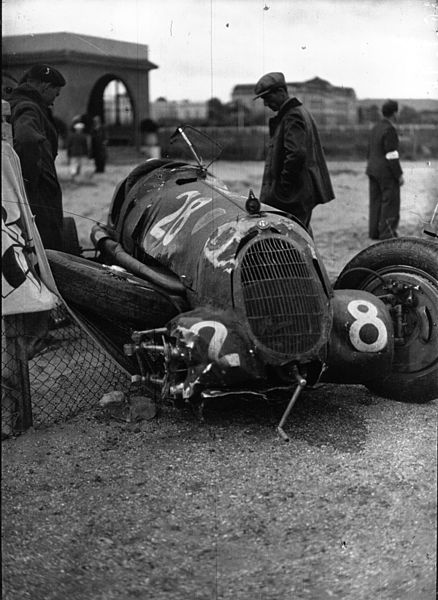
[47,127,438,435]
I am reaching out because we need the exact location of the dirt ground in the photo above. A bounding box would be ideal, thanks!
[2,153,437,600]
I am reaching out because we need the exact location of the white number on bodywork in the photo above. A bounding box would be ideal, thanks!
[347,299,388,352]
[149,191,211,246]
[190,321,240,366]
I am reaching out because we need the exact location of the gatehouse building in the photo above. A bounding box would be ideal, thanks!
[2,32,157,146]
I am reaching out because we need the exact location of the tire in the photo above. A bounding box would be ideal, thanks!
[46,250,188,330]
[62,217,82,256]
[334,237,438,402]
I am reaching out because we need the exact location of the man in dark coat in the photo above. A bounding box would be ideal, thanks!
[254,72,334,228]
[90,115,108,173]
[366,99,404,239]
[9,64,66,250]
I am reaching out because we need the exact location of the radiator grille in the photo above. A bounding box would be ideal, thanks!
[238,236,326,356]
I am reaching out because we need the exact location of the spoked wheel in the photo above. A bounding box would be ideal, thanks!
[335,238,438,402]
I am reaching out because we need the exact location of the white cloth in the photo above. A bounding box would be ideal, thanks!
[1,141,58,315]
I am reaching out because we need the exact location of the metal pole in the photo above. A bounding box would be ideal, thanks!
[177,127,204,167]
[277,368,306,441]
[2,315,33,435]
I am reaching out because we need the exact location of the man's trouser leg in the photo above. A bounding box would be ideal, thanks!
[368,176,381,239]
[378,180,400,240]
[31,183,64,251]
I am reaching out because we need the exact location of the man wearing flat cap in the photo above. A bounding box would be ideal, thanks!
[9,64,66,250]
[366,100,404,239]
[254,72,334,228]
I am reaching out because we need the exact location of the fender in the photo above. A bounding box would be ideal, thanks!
[167,307,265,399]
[322,289,394,384]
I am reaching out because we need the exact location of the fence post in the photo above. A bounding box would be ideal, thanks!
[2,315,33,434]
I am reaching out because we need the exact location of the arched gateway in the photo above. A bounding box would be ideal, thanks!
[2,32,158,147]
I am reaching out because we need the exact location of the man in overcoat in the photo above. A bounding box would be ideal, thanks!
[366,100,404,239]
[9,64,66,250]
[90,115,108,173]
[254,72,334,228]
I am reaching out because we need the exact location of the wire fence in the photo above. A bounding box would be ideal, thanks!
[1,303,131,436]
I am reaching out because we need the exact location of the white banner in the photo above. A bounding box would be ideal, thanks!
[1,141,58,315]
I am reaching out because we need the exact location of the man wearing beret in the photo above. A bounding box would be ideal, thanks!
[254,72,334,228]
[366,100,404,239]
[9,64,66,250]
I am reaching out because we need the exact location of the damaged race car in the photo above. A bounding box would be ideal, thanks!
[47,126,438,438]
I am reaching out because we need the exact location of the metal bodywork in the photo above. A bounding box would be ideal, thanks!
[91,156,395,413]
[56,127,434,437]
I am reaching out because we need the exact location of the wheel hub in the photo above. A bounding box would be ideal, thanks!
[366,270,438,374]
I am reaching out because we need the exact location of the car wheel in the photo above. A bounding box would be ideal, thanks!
[46,250,188,330]
[62,216,82,256]
[334,237,438,402]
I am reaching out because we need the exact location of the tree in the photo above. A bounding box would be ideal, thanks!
[207,97,226,125]
[398,106,419,124]
[207,98,233,126]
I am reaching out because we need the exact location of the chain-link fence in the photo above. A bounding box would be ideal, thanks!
[2,302,131,436]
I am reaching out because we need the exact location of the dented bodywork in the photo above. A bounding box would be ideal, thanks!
[91,155,396,416]
[50,126,435,437]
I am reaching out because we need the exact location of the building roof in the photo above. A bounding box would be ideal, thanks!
[3,32,158,70]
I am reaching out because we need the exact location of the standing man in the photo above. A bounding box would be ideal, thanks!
[254,72,334,228]
[90,115,108,173]
[366,100,404,239]
[66,122,89,181]
[9,64,66,250]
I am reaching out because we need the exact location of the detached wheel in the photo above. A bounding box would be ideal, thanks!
[335,237,438,402]
[62,217,82,256]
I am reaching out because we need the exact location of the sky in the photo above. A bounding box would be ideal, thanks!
[3,0,438,102]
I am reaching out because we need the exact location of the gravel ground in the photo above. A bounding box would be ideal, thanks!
[2,155,437,600]
[2,388,436,600]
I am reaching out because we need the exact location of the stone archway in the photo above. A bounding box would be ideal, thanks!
[87,76,108,123]
[87,75,135,144]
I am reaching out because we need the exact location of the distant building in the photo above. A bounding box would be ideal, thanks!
[232,77,358,125]
[151,98,208,123]
[358,98,438,124]
[3,32,158,145]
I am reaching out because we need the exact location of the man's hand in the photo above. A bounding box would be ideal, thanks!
[399,175,405,186]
